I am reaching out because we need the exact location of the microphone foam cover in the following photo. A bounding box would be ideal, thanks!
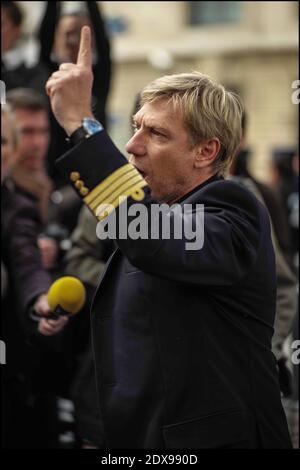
[47,276,86,315]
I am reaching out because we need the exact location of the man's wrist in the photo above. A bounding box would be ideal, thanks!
[64,114,94,136]
[68,117,104,146]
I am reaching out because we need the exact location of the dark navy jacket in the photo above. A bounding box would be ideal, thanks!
[56,131,292,449]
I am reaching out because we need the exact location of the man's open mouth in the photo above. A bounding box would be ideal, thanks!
[134,166,146,179]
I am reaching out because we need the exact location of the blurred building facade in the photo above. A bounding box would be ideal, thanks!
[20,1,298,180]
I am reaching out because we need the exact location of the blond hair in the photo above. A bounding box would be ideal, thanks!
[140,71,243,175]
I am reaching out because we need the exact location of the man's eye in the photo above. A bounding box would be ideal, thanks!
[150,128,163,137]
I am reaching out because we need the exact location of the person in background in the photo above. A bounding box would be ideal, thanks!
[6,88,53,225]
[231,113,294,268]
[230,112,297,375]
[270,148,299,266]
[270,148,299,448]
[6,87,65,272]
[1,104,68,448]
[230,115,298,448]
[1,1,22,54]
[1,1,49,94]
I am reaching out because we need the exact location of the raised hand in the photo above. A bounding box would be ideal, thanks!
[46,26,94,135]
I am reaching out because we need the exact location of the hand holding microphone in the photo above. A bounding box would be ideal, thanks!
[31,277,86,336]
[38,313,69,337]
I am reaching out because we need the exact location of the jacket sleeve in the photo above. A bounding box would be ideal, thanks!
[234,177,297,359]
[8,196,52,312]
[56,131,263,287]
[64,205,108,287]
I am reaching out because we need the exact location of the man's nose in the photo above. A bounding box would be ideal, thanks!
[125,133,146,157]
[66,31,80,47]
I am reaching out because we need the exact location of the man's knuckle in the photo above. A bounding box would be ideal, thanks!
[71,69,80,79]
[59,62,72,71]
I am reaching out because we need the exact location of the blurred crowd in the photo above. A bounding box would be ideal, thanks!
[1,1,299,449]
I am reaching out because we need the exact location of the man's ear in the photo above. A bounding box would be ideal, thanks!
[194,138,221,169]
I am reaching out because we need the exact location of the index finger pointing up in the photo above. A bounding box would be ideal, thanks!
[77,26,92,68]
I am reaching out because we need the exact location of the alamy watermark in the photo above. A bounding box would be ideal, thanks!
[291,79,300,104]
[0,338,299,366]
[0,340,6,365]
[0,80,6,105]
[96,198,205,251]
[291,340,300,365]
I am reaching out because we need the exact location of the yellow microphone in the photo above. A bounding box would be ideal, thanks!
[47,276,86,317]
[30,277,86,321]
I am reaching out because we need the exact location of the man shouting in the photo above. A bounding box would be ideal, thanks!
[46,27,292,449]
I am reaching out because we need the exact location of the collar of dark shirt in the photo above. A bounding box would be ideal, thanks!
[175,173,224,204]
